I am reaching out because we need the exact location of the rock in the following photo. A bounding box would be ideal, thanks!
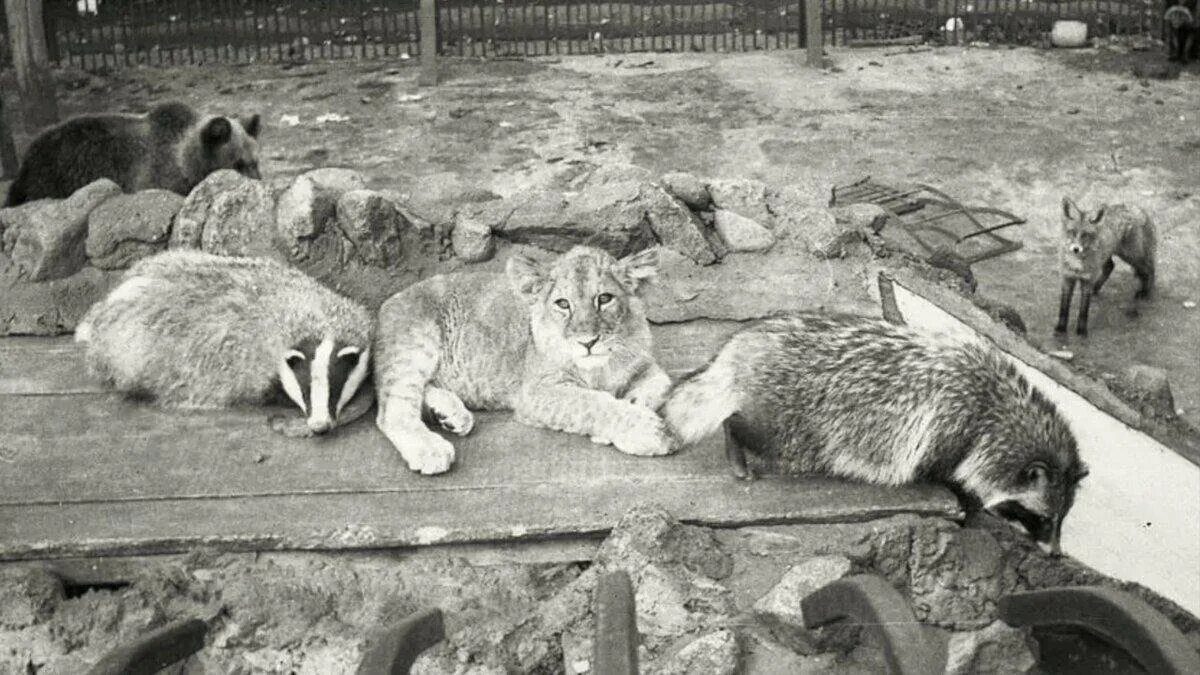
[907,521,1012,629]
[654,629,739,675]
[973,295,1026,335]
[490,182,656,257]
[832,202,891,235]
[275,168,367,254]
[768,188,862,257]
[660,171,712,210]
[1123,364,1175,412]
[713,209,774,252]
[805,208,861,259]
[945,621,1038,674]
[335,190,411,267]
[452,214,496,263]
[0,265,123,336]
[752,555,853,654]
[0,179,121,281]
[85,190,183,269]
[707,178,772,224]
[573,162,657,188]
[596,506,736,639]
[642,184,717,265]
[172,170,277,258]
[0,567,64,629]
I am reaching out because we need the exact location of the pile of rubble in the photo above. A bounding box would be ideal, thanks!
[2,505,1195,673]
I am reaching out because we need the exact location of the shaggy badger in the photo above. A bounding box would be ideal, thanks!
[662,312,1089,553]
[76,250,372,435]
[5,101,261,206]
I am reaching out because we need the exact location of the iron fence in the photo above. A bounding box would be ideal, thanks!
[0,0,1163,71]
[825,0,1159,46]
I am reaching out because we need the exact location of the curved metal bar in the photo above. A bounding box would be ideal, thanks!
[593,570,639,675]
[87,618,207,675]
[998,586,1200,674]
[801,574,946,675]
[356,607,446,675]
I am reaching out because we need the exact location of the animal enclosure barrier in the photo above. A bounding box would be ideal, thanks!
[0,0,1157,71]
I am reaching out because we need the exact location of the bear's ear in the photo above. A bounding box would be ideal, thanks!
[201,117,233,145]
[506,253,547,300]
[242,114,262,138]
[614,247,659,294]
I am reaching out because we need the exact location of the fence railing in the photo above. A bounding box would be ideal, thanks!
[0,0,1162,71]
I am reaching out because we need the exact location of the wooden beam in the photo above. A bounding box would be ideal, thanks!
[4,0,59,127]
[805,0,824,68]
[418,0,439,86]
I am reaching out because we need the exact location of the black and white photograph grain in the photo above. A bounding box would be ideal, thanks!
[1,0,1198,672]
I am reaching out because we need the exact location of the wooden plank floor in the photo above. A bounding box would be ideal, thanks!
[0,325,960,561]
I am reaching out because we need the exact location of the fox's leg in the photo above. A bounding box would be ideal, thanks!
[1076,283,1093,337]
[422,385,474,436]
[1134,260,1156,299]
[1092,258,1116,294]
[1056,277,1076,334]
[375,297,455,475]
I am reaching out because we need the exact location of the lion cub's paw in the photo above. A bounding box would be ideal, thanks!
[424,387,475,436]
[624,372,671,410]
[611,407,677,457]
[269,414,315,438]
[590,435,612,446]
[384,424,456,475]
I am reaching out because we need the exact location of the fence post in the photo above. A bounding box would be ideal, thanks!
[805,0,824,67]
[419,0,439,86]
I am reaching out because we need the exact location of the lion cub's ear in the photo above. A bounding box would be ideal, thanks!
[614,247,659,294]
[507,253,547,299]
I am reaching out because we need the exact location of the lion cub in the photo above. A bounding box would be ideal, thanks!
[375,245,676,474]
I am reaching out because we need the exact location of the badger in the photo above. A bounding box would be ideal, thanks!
[5,101,261,207]
[76,250,372,435]
[661,312,1089,554]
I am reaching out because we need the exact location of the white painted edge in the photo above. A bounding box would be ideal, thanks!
[885,273,1200,617]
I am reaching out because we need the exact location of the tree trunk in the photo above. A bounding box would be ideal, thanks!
[5,0,60,129]
[0,96,19,179]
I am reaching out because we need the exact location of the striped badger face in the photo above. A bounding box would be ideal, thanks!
[954,391,1089,556]
[278,337,371,434]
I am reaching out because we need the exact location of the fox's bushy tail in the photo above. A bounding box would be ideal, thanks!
[661,355,743,446]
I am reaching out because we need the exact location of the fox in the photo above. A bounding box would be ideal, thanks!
[661,312,1088,554]
[1056,198,1156,337]
[1166,1,1199,64]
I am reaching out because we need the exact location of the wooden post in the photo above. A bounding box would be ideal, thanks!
[418,0,439,86]
[805,0,824,68]
[5,0,60,127]
[0,96,19,179]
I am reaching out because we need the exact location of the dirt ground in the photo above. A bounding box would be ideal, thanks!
[13,42,1196,427]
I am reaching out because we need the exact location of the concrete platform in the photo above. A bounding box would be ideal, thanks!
[0,326,961,561]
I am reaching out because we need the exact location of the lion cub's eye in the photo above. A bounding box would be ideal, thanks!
[597,293,614,307]
[554,298,571,310]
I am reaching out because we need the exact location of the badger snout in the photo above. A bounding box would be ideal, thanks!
[306,412,334,434]
[989,500,1062,555]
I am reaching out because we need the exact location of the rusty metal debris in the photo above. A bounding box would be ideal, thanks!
[830,176,1025,265]
[999,586,1200,674]
[356,607,446,675]
[592,570,639,675]
[802,574,947,675]
[86,618,207,675]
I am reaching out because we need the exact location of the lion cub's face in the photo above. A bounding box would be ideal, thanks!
[507,246,659,369]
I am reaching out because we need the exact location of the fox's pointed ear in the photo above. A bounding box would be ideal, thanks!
[1090,205,1106,224]
[506,253,547,299]
[1061,197,1078,220]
